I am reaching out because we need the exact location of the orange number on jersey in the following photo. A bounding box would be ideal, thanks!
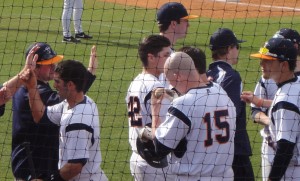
[128,96,142,127]
[203,110,230,147]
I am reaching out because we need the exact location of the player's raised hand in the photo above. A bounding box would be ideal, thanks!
[24,45,39,71]
[21,69,37,90]
[0,86,12,106]
[88,45,98,75]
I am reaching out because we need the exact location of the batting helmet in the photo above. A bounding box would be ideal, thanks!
[136,127,168,168]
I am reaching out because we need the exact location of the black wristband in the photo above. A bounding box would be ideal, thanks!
[49,171,66,181]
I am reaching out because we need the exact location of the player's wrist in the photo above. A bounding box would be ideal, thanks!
[256,98,264,107]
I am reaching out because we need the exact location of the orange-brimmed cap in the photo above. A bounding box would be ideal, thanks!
[250,38,297,61]
[25,42,63,65]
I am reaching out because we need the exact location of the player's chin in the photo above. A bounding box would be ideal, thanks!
[262,72,271,79]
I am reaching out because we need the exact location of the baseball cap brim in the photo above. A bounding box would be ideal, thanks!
[181,15,199,20]
[237,40,246,43]
[250,53,278,61]
[37,55,64,65]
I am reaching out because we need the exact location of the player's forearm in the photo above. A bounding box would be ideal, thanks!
[59,162,83,180]
[28,86,45,123]
[151,116,161,138]
[255,98,272,108]
[2,75,24,96]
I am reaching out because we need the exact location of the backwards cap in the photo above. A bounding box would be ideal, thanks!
[156,2,199,24]
[250,38,297,61]
[209,28,246,51]
[25,42,63,65]
[273,28,300,45]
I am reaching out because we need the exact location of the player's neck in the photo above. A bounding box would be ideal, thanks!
[276,72,295,85]
[67,92,84,109]
[160,32,176,48]
[142,68,160,78]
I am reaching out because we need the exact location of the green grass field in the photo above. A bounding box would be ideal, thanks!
[0,0,300,180]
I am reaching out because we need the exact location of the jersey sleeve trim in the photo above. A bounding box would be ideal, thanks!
[271,101,300,125]
[68,158,88,166]
[65,123,95,146]
[168,106,191,134]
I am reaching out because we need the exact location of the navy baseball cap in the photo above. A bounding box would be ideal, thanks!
[209,28,246,51]
[25,42,63,65]
[156,2,199,24]
[273,28,300,45]
[251,38,297,61]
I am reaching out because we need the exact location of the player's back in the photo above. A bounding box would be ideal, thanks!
[170,82,236,178]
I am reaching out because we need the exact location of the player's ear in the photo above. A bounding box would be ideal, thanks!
[279,60,289,71]
[66,81,75,90]
[147,53,155,61]
[170,20,177,29]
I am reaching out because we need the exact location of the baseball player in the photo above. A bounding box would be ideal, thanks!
[207,28,254,180]
[156,2,199,88]
[11,43,97,181]
[125,35,175,181]
[241,28,300,181]
[149,52,236,180]
[62,0,92,43]
[250,37,300,180]
[24,60,107,181]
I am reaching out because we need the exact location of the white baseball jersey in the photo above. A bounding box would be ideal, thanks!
[46,96,107,181]
[252,77,278,181]
[268,77,300,179]
[126,73,170,152]
[125,73,174,181]
[156,82,236,180]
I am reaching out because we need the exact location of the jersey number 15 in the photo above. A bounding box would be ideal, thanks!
[203,110,230,147]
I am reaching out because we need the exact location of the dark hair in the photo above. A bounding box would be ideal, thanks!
[211,46,231,60]
[158,19,180,33]
[279,57,297,71]
[54,60,87,92]
[138,35,171,67]
[178,46,206,74]
[158,22,171,33]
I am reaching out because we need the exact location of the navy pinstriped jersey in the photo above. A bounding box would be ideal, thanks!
[156,82,236,177]
[45,96,105,181]
[269,76,300,165]
[207,61,252,155]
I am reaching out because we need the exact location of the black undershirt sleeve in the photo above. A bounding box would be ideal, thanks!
[269,139,295,181]
[153,137,173,158]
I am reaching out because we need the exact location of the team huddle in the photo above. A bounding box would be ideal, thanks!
[0,1,300,181]
[125,2,300,181]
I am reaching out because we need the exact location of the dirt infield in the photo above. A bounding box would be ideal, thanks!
[100,0,300,19]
